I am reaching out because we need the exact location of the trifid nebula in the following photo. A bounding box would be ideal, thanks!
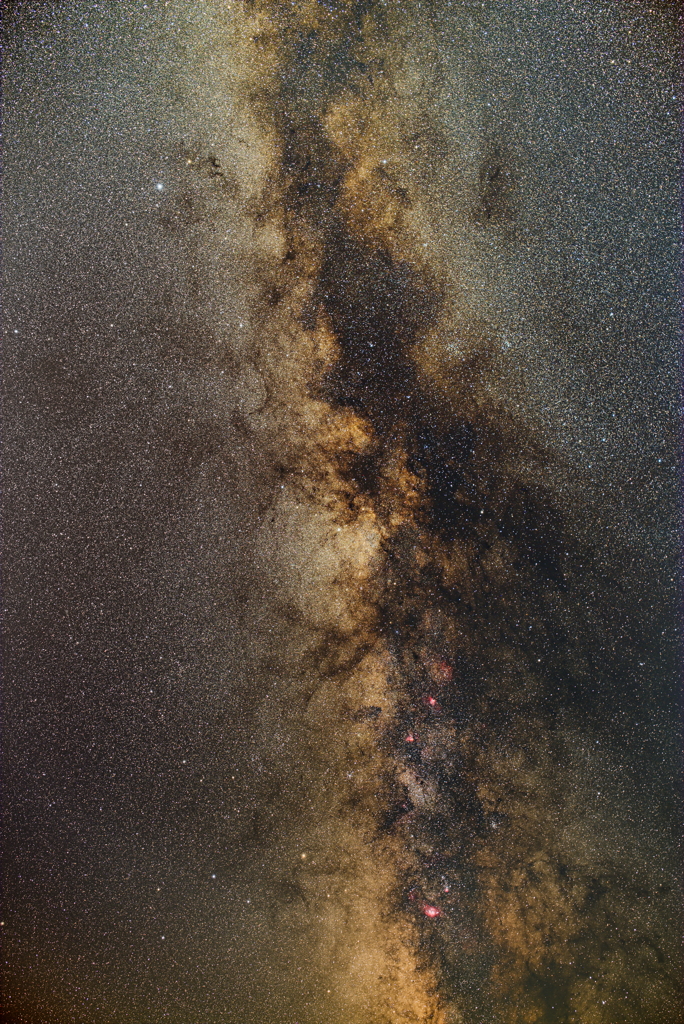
[3,2,683,1023]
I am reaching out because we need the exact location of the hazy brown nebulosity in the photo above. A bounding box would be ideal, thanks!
[204,3,683,1021]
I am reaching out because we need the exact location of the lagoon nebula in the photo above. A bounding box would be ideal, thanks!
[3,2,683,1023]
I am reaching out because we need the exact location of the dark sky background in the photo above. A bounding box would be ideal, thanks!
[3,2,683,1023]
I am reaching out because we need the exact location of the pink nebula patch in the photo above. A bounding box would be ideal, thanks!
[426,657,453,685]
[423,695,442,711]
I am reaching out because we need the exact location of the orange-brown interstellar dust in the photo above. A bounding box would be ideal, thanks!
[191,3,683,1023]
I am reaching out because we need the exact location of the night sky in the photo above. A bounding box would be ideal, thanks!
[3,2,683,1023]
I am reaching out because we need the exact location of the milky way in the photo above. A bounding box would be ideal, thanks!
[4,2,683,1023]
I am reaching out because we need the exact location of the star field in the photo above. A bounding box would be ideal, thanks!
[3,2,682,1023]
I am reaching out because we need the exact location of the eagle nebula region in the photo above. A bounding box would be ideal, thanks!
[3,2,683,1023]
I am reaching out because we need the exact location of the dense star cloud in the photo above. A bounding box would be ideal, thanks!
[3,2,682,1023]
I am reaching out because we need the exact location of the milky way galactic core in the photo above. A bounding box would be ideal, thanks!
[4,2,683,1023]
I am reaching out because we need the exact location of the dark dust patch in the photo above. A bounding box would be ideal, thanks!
[473,140,517,227]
